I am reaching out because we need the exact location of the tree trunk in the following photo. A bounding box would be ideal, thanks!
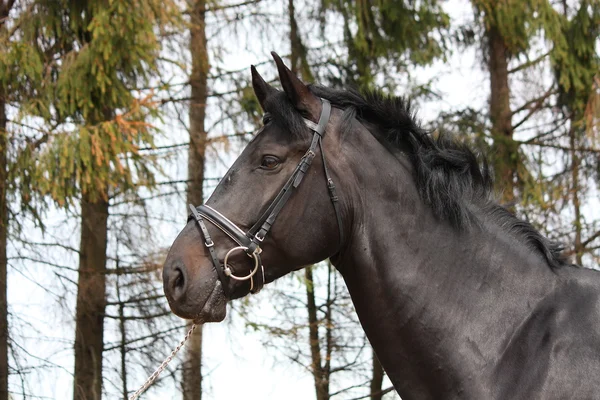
[182,321,202,400]
[305,266,329,400]
[0,86,9,400]
[289,0,299,72]
[288,0,312,81]
[0,5,12,398]
[73,195,109,400]
[370,350,384,400]
[487,25,517,205]
[289,4,329,398]
[116,263,128,400]
[289,0,302,77]
[182,0,208,398]
[570,126,583,265]
[323,263,333,396]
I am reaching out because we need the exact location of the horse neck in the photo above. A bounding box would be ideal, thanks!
[333,134,558,398]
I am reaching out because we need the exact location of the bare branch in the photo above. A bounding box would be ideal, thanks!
[511,86,556,116]
[342,387,395,400]
[512,87,556,131]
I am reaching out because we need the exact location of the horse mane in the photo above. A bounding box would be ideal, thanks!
[307,85,570,269]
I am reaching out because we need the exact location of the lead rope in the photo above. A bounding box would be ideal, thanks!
[128,324,197,400]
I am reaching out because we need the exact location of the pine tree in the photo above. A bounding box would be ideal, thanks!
[1,1,177,398]
[0,83,7,400]
[551,0,600,265]
[470,0,564,204]
[57,3,175,397]
[460,0,600,265]
[320,0,449,89]
[441,1,599,265]
[0,1,52,397]
[0,1,9,389]
[0,5,8,391]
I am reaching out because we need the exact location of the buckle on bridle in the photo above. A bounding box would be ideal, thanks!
[205,239,214,247]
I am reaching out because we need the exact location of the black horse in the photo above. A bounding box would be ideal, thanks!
[163,53,600,399]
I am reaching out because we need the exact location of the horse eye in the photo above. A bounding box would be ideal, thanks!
[262,113,272,125]
[261,155,280,170]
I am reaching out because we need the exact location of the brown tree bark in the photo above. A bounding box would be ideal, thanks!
[182,0,208,398]
[73,194,109,400]
[370,350,384,400]
[487,25,517,205]
[288,0,313,82]
[182,322,202,400]
[0,84,9,400]
[116,266,128,400]
[289,0,301,75]
[570,126,583,265]
[0,4,12,398]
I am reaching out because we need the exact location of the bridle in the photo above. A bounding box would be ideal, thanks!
[188,98,344,297]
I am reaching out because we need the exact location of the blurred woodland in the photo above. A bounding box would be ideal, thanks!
[0,0,599,399]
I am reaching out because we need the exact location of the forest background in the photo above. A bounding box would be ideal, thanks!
[0,0,599,399]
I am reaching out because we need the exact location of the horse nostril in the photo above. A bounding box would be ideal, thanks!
[169,266,188,301]
[174,267,185,289]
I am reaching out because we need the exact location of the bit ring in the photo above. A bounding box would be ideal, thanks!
[223,246,260,281]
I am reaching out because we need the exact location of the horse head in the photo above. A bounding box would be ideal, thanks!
[163,53,348,322]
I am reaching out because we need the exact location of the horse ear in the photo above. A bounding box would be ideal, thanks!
[271,51,321,118]
[251,65,276,111]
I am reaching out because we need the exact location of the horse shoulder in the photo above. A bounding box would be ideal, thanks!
[492,267,600,399]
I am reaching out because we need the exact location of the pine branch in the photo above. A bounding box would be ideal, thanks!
[137,142,188,151]
[508,51,551,75]
[109,190,183,206]
[207,0,262,12]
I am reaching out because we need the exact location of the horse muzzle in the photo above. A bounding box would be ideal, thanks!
[163,237,228,323]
